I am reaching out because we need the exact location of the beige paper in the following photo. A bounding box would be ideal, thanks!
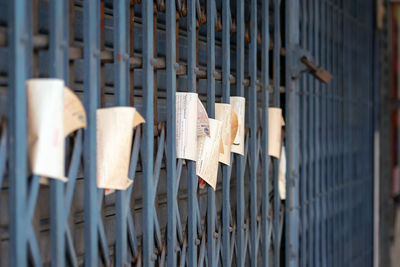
[230,97,245,155]
[231,110,238,145]
[64,88,87,136]
[97,107,144,193]
[176,92,198,160]
[27,79,67,182]
[196,119,223,190]
[268,107,285,158]
[197,98,210,137]
[215,103,232,165]
[279,146,286,200]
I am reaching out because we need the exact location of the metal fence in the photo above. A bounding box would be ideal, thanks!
[0,0,376,266]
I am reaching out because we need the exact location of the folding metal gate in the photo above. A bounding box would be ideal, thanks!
[0,0,376,266]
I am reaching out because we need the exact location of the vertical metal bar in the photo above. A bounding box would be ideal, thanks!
[8,0,29,266]
[300,0,308,266]
[83,0,100,266]
[221,0,231,265]
[260,0,270,266]
[49,0,69,266]
[166,0,177,265]
[187,0,197,266]
[249,0,258,265]
[142,0,155,264]
[285,0,300,266]
[114,0,129,265]
[207,0,216,265]
[273,0,281,266]
[306,0,315,265]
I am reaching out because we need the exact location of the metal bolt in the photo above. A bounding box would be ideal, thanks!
[151,253,157,261]
[150,58,157,66]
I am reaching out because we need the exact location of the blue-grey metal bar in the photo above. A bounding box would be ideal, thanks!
[249,0,258,265]
[114,0,130,265]
[187,0,198,265]
[273,0,281,266]
[260,0,270,266]
[166,0,177,266]
[8,0,29,266]
[207,0,216,265]
[49,0,69,266]
[235,0,245,265]
[285,0,300,266]
[313,1,321,266]
[299,0,308,266]
[221,0,231,265]
[142,0,155,264]
[83,0,100,266]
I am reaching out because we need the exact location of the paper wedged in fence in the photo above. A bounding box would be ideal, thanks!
[215,103,232,165]
[196,119,223,190]
[268,107,285,158]
[176,93,210,161]
[279,146,286,200]
[27,79,66,182]
[230,97,245,155]
[96,107,144,192]
[64,87,87,136]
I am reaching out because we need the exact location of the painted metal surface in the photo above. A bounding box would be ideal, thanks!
[0,0,376,266]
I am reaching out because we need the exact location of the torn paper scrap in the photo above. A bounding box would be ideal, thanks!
[268,107,285,158]
[231,110,238,145]
[279,146,286,200]
[97,107,144,192]
[27,79,67,182]
[176,92,198,161]
[197,98,210,137]
[215,103,232,165]
[230,96,245,155]
[64,87,86,136]
[196,119,223,190]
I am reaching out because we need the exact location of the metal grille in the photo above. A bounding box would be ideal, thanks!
[0,0,375,266]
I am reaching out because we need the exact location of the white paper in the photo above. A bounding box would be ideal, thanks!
[97,107,144,193]
[268,107,285,158]
[196,119,223,190]
[215,103,232,165]
[279,146,286,200]
[27,79,67,182]
[230,97,245,155]
[197,98,210,137]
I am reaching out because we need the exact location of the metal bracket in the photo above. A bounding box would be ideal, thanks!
[290,45,333,84]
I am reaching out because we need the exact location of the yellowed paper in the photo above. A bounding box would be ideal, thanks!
[97,107,144,193]
[176,92,198,160]
[197,98,210,137]
[27,79,67,182]
[268,107,285,158]
[64,87,86,136]
[230,97,245,155]
[231,110,238,145]
[279,146,286,200]
[196,119,223,190]
[215,103,232,165]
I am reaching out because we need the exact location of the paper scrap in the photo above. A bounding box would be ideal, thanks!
[27,79,67,182]
[197,98,210,137]
[176,92,198,160]
[231,110,238,145]
[230,97,245,155]
[97,107,144,193]
[64,87,87,136]
[215,103,232,165]
[268,107,285,158]
[279,146,286,200]
[196,119,223,190]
